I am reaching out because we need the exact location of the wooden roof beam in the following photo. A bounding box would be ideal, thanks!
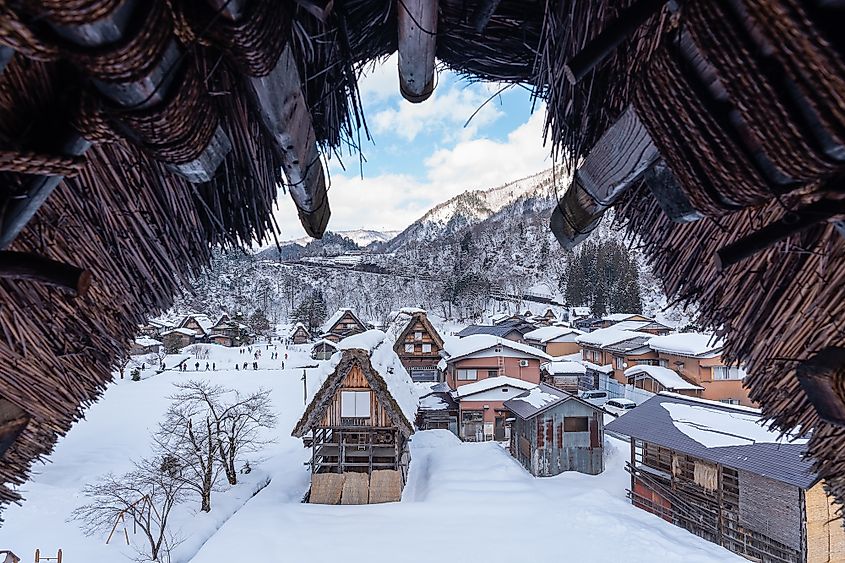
[247,45,330,238]
[551,107,659,249]
[397,0,438,103]
[564,0,671,84]
[48,0,232,183]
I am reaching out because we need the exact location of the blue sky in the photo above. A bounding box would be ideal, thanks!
[272,54,554,237]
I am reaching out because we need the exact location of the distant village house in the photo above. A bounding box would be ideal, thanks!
[321,308,367,342]
[388,308,444,383]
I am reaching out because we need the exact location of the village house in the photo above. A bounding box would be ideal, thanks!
[624,365,703,397]
[138,318,173,339]
[541,361,591,395]
[607,393,844,563]
[576,328,658,380]
[505,383,605,477]
[160,328,196,352]
[524,326,585,356]
[416,382,459,436]
[606,319,673,336]
[386,308,444,382]
[439,335,551,390]
[209,314,251,347]
[311,339,338,361]
[129,336,162,357]
[292,331,416,505]
[178,314,215,341]
[320,308,367,342]
[451,376,537,441]
[648,333,752,406]
[597,313,653,329]
[289,322,312,345]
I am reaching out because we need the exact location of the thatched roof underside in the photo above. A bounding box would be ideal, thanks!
[2,0,845,514]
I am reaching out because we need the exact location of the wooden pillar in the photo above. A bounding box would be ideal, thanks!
[397,0,438,103]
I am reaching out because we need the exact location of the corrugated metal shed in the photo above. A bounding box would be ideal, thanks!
[606,393,816,489]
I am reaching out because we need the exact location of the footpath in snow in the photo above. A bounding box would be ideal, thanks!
[0,342,741,563]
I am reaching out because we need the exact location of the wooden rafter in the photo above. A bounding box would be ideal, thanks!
[397,0,438,103]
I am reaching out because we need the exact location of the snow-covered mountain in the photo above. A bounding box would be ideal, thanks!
[383,168,564,253]
[280,229,400,249]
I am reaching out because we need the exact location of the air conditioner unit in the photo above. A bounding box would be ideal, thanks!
[519,360,529,367]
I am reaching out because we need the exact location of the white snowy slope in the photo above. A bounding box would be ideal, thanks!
[277,229,401,249]
[0,342,743,563]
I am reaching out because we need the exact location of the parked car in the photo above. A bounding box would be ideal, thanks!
[604,398,637,417]
[580,389,610,406]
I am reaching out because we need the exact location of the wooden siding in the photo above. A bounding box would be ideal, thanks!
[318,365,394,428]
[806,480,845,563]
[738,471,803,552]
[511,400,603,476]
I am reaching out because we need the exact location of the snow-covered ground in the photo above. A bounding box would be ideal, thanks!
[0,343,741,563]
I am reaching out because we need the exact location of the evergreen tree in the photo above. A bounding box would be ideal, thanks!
[249,308,271,335]
[292,290,328,332]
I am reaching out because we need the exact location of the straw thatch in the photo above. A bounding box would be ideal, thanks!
[340,472,370,505]
[368,469,402,504]
[309,473,345,505]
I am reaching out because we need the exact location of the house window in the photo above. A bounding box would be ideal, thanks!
[637,359,667,367]
[404,344,415,353]
[713,366,744,380]
[615,356,625,370]
[340,391,370,419]
[592,350,600,362]
[720,398,741,405]
[415,331,423,341]
[563,417,588,432]
[488,369,499,378]
[422,343,432,353]
[457,369,478,381]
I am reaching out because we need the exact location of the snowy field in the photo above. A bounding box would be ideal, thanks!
[0,343,741,563]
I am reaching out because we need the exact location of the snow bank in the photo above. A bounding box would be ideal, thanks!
[648,333,723,357]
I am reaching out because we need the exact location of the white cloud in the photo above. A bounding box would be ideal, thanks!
[272,106,553,237]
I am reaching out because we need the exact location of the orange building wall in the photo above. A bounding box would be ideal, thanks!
[545,341,580,357]
[657,352,754,406]
[446,356,542,389]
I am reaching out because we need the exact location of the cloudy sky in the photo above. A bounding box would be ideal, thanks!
[272,54,554,238]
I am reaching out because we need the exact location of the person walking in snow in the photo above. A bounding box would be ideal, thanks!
[212,362,216,371]
[253,361,258,370]
[195,361,199,371]
[205,362,209,371]
[243,362,248,370]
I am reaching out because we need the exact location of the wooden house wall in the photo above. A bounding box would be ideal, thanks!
[806,480,845,563]
[318,365,394,428]
[329,311,366,335]
[512,401,603,476]
[738,471,803,552]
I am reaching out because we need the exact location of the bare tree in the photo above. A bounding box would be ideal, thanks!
[167,381,276,486]
[153,396,222,513]
[70,458,185,562]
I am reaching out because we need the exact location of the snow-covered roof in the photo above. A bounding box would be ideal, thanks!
[289,322,309,336]
[523,326,584,343]
[571,307,591,317]
[543,361,587,375]
[451,376,537,398]
[576,328,652,348]
[505,383,602,420]
[419,394,451,411]
[310,338,338,348]
[321,308,361,333]
[182,314,214,333]
[134,336,162,347]
[335,330,418,424]
[441,335,551,362]
[624,365,703,391]
[512,386,561,408]
[399,307,426,315]
[606,393,814,488]
[607,320,651,331]
[603,313,652,322]
[163,327,196,336]
[648,333,723,357]
[582,361,614,374]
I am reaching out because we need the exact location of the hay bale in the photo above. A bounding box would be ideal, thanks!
[340,472,369,505]
[368,470,403,504]
[309,473,345,504]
